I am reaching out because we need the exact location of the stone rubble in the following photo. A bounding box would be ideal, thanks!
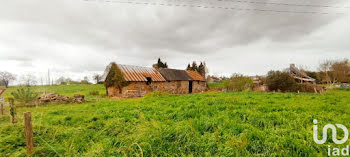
[37,93,85,104]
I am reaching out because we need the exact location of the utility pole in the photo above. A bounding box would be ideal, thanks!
[48,69,50,86]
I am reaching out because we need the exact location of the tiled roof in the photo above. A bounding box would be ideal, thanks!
[186,70,206,81]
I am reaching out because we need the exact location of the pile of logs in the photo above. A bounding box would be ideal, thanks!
[37,93,85,104]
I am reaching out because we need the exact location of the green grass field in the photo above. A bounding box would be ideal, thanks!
[208,82,225,89]
[1,85,350,156]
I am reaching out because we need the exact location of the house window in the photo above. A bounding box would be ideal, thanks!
[146,77,152,85]
[153,86,158,91]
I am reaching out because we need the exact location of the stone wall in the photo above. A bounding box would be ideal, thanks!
[108,80,207,98]
[192,81,207,93]
[162,81,189,94]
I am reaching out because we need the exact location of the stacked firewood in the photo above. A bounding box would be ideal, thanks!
[37,93,85,104]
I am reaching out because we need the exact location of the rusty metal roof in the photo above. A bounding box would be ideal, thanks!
[118,64,166,82]
[186,70,206,81]
[101,63,166,82]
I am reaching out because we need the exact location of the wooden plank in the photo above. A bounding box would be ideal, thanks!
[0,88,6,96]
[24,112,34,156]
[0,103,3,115]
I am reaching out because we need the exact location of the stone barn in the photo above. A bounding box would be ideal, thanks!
[102,63,207,98]
[102,64,167,98]
[185,70,207,93]
[157,68,207,94]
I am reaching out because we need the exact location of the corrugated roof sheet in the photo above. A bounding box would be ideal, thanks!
[186,70,206,81]
[101,63,166,82]
[118,64,166,82]
[157,68,192,81]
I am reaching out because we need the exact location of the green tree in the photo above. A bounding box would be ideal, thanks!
[186,64,191,70]
[11,88,38,106]
[266,71,299,92]
[306,71,321,84]
[104,63,129,95]
[198,62,207,77]
[191,61,198,71]
[157,58,168,68]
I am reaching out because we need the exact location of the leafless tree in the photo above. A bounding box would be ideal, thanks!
[20,74,37,87]
[319,59,350,86]
[331,59,350,83]
[56,77,66,85]
[0,71,16,88]
[93,74,101,84]
[319,60,334,85]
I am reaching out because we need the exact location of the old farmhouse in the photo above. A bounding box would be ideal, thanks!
[289,64,316,84]
[102,63,207,98]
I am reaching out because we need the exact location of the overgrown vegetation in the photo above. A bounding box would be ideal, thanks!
[89,90,99,96]
[223,74,253,91]
[266,71,299,92]
[104,62,129,95]
[11,88,38,106]
[1,85,348,156]
[7,97,16,124]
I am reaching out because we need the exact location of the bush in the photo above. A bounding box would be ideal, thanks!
[11,88,38,106]
[266,71,299,92]
[305,71,321,84]
[223,74,254,92]
[299,83,326,93]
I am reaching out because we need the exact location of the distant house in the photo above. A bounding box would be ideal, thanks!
[102,63,207,98]
[207,75,222,83]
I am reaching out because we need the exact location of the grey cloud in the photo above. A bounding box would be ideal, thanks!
[0,0,344,54]
[0,0,349,79]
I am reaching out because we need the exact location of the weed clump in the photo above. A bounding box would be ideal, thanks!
[89,90,99,96]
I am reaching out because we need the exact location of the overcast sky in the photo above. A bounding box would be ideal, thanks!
[1,0,350,85]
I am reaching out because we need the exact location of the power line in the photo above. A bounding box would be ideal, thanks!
[83,0,344,15]
[218,0,350,9]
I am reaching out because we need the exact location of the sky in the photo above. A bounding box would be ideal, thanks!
[1,0,350,85]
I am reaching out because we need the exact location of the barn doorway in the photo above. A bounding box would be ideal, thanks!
[189,81,193,93]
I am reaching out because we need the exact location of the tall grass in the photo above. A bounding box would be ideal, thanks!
[0,85,349,156]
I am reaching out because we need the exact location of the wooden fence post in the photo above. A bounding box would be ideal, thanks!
[0,104,3,115]
[24,112,34,156]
